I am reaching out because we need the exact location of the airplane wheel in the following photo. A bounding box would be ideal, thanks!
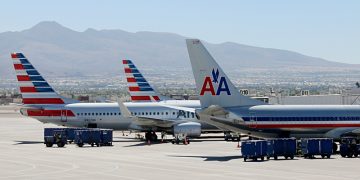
[77,143,84,147]
[57,142,65,147]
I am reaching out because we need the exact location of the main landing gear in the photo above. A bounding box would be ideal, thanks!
[145,131,158,143]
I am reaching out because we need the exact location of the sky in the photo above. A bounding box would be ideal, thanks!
[1,0,359,64]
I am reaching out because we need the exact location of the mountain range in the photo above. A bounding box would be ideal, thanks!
[0,21,358,79]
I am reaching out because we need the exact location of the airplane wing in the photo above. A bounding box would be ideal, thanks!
[117,100,182,129]
[196,105,247,131]
[157,104,196,113]
[325,127,360,139]
[131,116,176,128]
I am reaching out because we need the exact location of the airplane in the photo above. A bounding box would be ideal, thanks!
[11,52,218,142]
[185,39,360,140]
[121,59,222,142]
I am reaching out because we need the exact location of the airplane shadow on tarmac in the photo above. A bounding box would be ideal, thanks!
[13,140,43,145]
[169,155,243,162]
[123,141,172,147]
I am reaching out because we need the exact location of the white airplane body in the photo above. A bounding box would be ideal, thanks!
[186,39,360,139]
[11,53,217,137]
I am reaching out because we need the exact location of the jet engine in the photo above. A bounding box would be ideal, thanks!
[173,122,201,137]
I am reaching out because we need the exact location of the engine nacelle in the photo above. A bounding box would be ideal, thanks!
[173,122,201,137]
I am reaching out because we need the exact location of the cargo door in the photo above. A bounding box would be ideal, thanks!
[61,109,67,122]
[249,112,257,128]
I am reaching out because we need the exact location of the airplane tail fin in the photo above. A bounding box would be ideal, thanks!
[11,53,78,105]
[186,39,266,108]
[123,60,161,102]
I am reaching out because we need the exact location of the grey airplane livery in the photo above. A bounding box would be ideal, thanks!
[186,39,360,139]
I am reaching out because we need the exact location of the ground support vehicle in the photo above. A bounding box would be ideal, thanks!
[301,138,333,159]
[74,129,101,147]
[267,138,296,160]
[44,128,67,147]
[340,137,360,158]
[241,140,268,161]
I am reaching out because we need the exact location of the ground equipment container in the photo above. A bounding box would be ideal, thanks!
[100,129,113,146]
[301,138,333,158]
[241,140,267,161]
[267,138,296,160]
[66,128,87,143]
[74,129,101,147]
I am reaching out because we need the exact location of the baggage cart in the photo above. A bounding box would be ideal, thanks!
[241,140,268,161]
[100,129,113,146]
[74,129,101,147]
[301,138,333,159]
[267,138,296,160]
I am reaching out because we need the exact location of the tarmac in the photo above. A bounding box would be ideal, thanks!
[0,105,359,180]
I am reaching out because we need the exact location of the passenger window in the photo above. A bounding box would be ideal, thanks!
[161,112,164,115]
[142,112,144,115]
[110,113,113,115]
[92,113,94,116]
[77,113,79,116]
[146,112,148,115]
[95,113,98,116]
[157,112,160,115]
[173,112,175,115]
[166,112,168,115]
[134,112,137,115]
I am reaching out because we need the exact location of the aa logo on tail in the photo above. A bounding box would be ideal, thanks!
[200,69,231,96]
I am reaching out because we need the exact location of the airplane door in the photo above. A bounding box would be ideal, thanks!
[61,109,67,122]
[249,113,257,128]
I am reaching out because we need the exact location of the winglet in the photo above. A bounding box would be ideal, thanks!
[117,99,132,118]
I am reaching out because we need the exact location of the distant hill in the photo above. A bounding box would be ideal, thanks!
[0,21,358,79]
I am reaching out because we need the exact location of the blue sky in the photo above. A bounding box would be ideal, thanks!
[1,0,359,64]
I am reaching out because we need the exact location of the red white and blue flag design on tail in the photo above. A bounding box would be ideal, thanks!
[11,53,65,105]
[123,60,161,102]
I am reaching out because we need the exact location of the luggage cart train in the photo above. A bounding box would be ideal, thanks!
[44,128,113,148]
[241,137,360,162]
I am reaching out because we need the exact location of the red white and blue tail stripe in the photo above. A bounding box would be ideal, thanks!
[123,60,161,102]
[11,53,75,105]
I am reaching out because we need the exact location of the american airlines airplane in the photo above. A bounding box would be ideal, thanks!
[11,52,217,141]
[186,39,360,139]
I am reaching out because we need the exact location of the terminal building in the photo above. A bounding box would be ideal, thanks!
[268,88,360,105]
